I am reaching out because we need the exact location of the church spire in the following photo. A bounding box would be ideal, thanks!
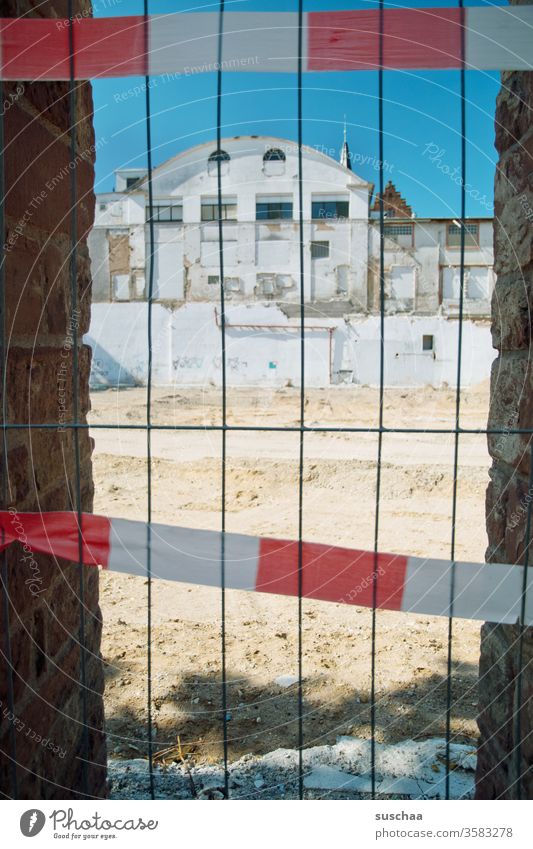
[340,116,352,171]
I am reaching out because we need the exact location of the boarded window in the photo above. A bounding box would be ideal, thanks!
[442,267,460,299]
[263,148,286,176]
[311,240,329,259]
[442,266,490,300]
[208,275,241,292]
[207,149,230,176]
[390,266,414,300]
[467,267,489,299]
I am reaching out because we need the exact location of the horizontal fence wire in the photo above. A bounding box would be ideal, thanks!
[1,424,530,435]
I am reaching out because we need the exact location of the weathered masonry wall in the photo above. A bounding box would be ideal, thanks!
[87,302,495,389]
[477,18,533,798]
[0,1,106,798]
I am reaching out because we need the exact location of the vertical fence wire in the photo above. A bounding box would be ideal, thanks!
[215,0,230,798]
[371,0,386,800]
[0,5,525,804]
[67,5,89,797]
[143,0,156,801]
[297,0,305,800]
[0,79,19,800]
[514,448,533,799]
[445,0,467,800]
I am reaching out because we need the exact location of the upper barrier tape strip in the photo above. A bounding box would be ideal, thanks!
[307,8,463,71]
[0,511,531,625]
[1,7,533,80]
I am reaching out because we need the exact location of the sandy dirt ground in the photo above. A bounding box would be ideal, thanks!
[89,382,491,765]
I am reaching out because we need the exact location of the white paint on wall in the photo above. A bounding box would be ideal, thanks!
[87,302,496,390]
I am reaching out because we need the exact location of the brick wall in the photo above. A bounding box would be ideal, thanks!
[0,1,106,798]
[477,0,533,799]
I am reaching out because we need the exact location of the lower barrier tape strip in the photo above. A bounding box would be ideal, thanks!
[0,511,531,625]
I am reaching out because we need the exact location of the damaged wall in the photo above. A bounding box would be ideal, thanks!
[87,301,495,389]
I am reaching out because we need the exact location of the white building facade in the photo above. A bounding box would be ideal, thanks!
[87,135,495,388]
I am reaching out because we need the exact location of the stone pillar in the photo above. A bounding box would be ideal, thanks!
[477,5,533,798]
[0,1,106,798]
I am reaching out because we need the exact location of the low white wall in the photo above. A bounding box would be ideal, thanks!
[86,302,496,389]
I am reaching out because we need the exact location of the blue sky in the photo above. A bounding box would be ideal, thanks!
[92,0,507,217]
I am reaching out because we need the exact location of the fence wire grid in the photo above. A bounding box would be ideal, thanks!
[0,0,531,802]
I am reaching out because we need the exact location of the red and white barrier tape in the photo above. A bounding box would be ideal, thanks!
[1,511,531,625]
[0,6,532,80]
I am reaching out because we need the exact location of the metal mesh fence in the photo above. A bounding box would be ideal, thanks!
[0,0,531,801]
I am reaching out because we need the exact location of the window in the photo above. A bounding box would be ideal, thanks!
[383,223,413,237]
[126,177,140,189]
[256,197,293,220]
[312,199,349,220]
[447,222,479,248]
[207,275,241,292]
[208,149,230,175]
[99,202,107,212]
[208,149,230,164]
[263,148,286,176]
[201,198,237,221]
[263,148,286,162]
[422,335,434,351]
[311,240,330,259]
[147,203,183,222]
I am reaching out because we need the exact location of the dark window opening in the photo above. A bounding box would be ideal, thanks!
[147,204,183,222]
[312,200,349,220]
[208,149,231,176]
[208,149,230,164]
[256,201,293,220]
[422,334,434,351]
[263,148,286,162]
